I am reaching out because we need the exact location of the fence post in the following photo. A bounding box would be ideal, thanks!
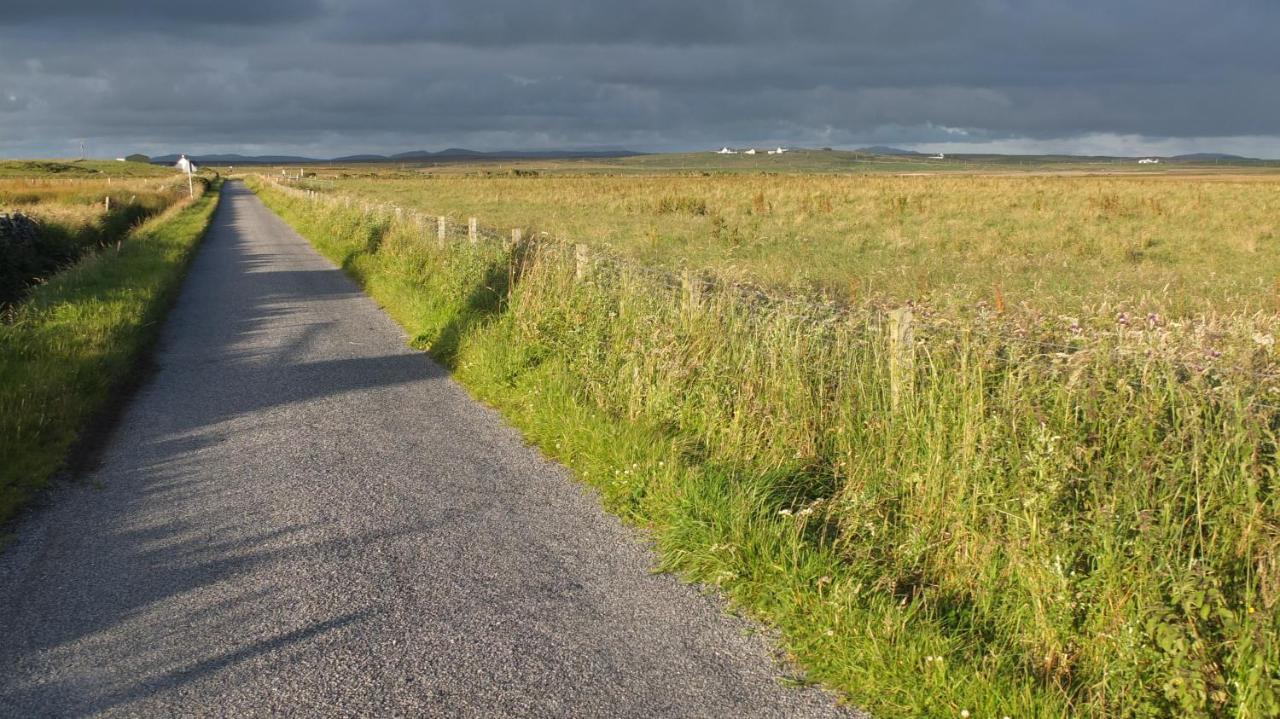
[682,269,701,306]
[469,217,478,244]
[574,243,590,280]
[888,307,915,411]
[104,196,110,212]
[511,228,523,250]
[437,216,447,244]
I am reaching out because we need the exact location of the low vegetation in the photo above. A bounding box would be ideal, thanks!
[295,170,1280,317]
[0,177,220,523]
[252,174,1279,718]
[0,159,170,179]
[1,177,189,307]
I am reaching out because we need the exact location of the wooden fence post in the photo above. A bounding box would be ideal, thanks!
[104,196,111,212]
[468,217,478,244]
[511,228,523,249]
[682,269,701,305]
[437,216,447,244]
[574,243,590,280]
[888,307,915,411]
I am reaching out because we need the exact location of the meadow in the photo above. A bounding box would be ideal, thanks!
[251,167,1280,718]
[293,167,1280,317]
[1,173,191,306]
[0,172,219,524]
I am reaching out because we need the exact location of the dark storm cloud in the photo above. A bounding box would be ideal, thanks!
[2,1,1278,157]
[0,0,324,28]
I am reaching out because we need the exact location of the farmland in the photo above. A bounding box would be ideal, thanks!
[289,159,1280,316]
[251,160,1280,718]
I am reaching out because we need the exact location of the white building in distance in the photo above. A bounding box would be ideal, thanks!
[716,147,736,154]
[1138,158,1161,164]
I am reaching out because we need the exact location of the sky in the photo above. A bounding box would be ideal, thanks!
[2,1,1278,158]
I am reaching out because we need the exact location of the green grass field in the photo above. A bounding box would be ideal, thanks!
[288,165,1280,318]
[251,170,1280,718]
[0,177,220,523]
[0,159,173,178]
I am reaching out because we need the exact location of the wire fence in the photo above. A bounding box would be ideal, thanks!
[265,175,1280,411]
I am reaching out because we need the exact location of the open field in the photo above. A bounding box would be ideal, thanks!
[252,170,1280,718]
[1,175,193,306]
[0,176,220,523]
[0,159,174,179]
[285,163,1280,317]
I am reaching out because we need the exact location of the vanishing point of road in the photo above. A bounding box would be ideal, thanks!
[0,182,854,718]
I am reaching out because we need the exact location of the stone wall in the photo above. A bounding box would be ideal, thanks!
[0,212,43,307]
[0,212,39,248]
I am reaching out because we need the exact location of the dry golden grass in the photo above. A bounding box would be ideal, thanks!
[300,171,1280,316]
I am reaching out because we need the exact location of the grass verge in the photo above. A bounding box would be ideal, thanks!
[0,179,221,523]
[250,177,1278,719]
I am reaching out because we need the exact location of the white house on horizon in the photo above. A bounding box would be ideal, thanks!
[930,153,946,160]
[716,147,737,154]
[744,148,757,155]
[1138,157,1160,164]
[767,147,788,155]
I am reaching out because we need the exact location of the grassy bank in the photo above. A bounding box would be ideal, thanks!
[0,179,220,523]
[251,177,1278,718]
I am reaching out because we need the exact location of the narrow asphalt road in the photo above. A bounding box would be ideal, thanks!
[0,182,855,718]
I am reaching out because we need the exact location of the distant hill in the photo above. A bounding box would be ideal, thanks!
[1170,153,1253,161]
[330,154,390,162]
[428,148,487,158]
[152,153,316,164]
[152,148,644,165]
[855,146,922,156]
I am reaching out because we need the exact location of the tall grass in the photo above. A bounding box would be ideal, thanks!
[1,177,188,307]
[297,171,1280,316]
[252,177,1279,718]
[0,179,219,523]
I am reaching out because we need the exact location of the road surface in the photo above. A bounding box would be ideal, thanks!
[0,182,853,718]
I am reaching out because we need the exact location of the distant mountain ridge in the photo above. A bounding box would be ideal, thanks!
[854,146,923,156]
[151,148,644,164]
[1169,153,1252,161]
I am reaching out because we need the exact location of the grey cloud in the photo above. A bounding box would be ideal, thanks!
[0,0,324,28]
[0,1,1278,157]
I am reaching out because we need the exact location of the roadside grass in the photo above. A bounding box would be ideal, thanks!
[0,179,220,523]
[252,177,1279,718]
